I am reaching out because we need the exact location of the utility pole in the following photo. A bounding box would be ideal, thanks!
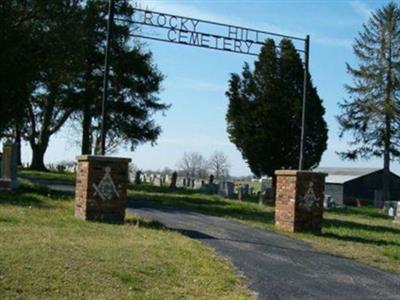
[299,35,310,170]
[100,0,115,155]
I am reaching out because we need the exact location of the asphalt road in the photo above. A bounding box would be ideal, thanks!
[128,199,400,300]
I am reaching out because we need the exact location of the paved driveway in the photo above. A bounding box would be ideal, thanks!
[128,199,400,300]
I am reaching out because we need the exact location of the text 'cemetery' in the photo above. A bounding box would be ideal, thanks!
[126,8,301,56]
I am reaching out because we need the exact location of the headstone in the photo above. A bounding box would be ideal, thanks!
[134,170,142,185]
[176,177,183,188]
[238,186,242,201]
[388,207,395,218]
[275,170,326,234]
[242,184,249,197]
[258,191,263,205]
[264,188,274,203]
[260,178,271,192]
[218,182,225,197]
[154,177,162,187]
[394,201,400,224]
[140,173,146,183]
[250,187,254,196]
[384,201,397,216]
[201,182,219,194]
[164,174,170,185]
[324,195,337,209]
[170,171,177,189]
[149,174,155,183]
[209,174,214,184]
[192,179,201,189]
[0,143,19,190]
[57,164,66,172]
[219,181,234,199]
[75,155,131,223]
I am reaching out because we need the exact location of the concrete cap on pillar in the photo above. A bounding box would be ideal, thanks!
[275,170,327,177]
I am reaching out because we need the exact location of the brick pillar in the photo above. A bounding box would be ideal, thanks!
[275,170,327,234]
[75,155,131,223]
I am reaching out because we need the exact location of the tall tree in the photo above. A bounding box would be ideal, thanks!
[76,0,168,155]
[226,39,327,185]
[21,0,84,170]
[208,151,231,179]
[177,152,208,178]
[4,0,167,170]
[337,2,400,202]
[0,2,36,137]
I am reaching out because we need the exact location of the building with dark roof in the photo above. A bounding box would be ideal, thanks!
[314,167,400,206]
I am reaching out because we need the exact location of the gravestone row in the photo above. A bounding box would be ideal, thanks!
[131,170,259,200]
[0,142,18,190]
[73,156,400,231]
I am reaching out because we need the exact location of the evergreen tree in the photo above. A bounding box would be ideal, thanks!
[337,2,400,202]
[279,40,327,169]
[76,0,168,155]
[226,38,327,185]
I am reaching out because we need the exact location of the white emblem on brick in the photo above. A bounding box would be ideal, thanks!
[302,182,318,209]
[93,167,120,201]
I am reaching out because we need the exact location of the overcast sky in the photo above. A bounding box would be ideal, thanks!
[20,0,399,176]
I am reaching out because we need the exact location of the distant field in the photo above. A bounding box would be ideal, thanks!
[130,184,400,273]
[0,181,251,299]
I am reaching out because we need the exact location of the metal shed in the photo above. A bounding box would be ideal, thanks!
[314,167,400,206]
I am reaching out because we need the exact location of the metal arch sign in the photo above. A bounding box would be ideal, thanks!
[116,8,306,57]
[112,7,310,171]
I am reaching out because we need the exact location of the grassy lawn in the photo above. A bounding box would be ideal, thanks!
[129,184,400,273]
[19,169,76,185]
[0,181,252,299]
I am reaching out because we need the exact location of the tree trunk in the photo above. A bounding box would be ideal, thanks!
[382,115,391,202]
[383,35,393,204]
[14,123,22,166]
[30,144,48,171]
[81,101,92,155]
[382,149,390,202]
[94,133,101,155]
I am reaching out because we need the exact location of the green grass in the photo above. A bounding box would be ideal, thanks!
[19,169,76,184]
[129,184,400,273]
[0,181,252,299]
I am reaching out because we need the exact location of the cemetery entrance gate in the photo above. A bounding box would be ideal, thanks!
[85,3,327,233]
[101,4,310,170]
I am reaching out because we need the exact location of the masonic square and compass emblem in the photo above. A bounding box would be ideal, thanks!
[301,181,319,210]
[93,167,120,201]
